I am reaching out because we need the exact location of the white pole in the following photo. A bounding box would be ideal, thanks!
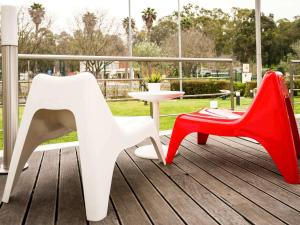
[128,0,134,79]
[0,5,19,173]
[178,0,183,94]
[255,0,262,88]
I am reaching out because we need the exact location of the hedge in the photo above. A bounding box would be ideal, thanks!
[170,80,248,97]
[170,79,300,98]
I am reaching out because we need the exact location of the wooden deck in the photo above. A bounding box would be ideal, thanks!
[0,133,300,225]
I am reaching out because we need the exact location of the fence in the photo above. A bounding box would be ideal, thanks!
[1,54,236,109]
[289,59,300,109]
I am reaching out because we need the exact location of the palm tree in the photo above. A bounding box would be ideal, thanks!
[122,17,136,34]
[142,7,157,40]
[82,12,97,35]
[28,3,45,37]
[28,3,45,73]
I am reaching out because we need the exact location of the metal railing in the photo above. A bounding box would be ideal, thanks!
[289,59,300,109]
[14,54,235,109]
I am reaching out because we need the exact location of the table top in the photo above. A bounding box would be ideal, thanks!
[128,91,185,102]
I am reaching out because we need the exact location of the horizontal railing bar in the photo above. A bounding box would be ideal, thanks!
[13,54,233,63]
[183,93,228,97]
[0,92,231,105]
[291,60,300,63]
[95,77,229,82]
[160,113,179,117]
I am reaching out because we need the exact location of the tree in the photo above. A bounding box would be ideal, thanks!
[133,41,163,77]
[28,3,45,37]
[162,30,215,76]
[292,40,300,57]
[122,17,136,34]
[122,17,136,58]
[172,4,232,55]
[82,12,97,34]
[71,11,125,78]
[231,8,256,63]
[142,7,157,40]
[150,17,177,46]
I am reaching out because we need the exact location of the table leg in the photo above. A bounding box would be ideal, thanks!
[134,100,179,160]
[152,101,160,131]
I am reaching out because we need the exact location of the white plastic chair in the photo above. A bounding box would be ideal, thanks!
[2,72,166,221]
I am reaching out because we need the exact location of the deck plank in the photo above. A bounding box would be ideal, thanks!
[89,201,120,225]
[109,165,150,225]
[57,148,87,225]
[24,150,59,225]
[0,128,299,225]
[186,134,300,196]
[161,136,287,225]
[117,150,185,225]
[162,136,300,225]
[0,152,43,225]
[126,147,219,225]
[180,136,300,211]
[203,135,280,173]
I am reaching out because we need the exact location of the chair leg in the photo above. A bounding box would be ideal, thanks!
[2,112,38,203]
[2,110,74,203]
[79,147,117,221]
[197,132,209,145]
[260,140,300,184]
[149,132,166,165]
[2,143,33,203]
[166,120,191,164]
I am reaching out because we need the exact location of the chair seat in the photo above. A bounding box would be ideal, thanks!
[114,116,154,133]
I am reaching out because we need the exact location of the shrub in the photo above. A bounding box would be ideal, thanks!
[244,81,257,97]
[233,82,246,96]
[170,80,246,97]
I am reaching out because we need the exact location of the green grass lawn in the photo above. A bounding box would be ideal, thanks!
[0,96,299,148]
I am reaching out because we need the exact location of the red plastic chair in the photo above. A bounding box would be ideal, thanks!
[166,71,300,184]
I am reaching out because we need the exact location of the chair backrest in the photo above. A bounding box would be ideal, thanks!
[242,71,300,150]
[27,72,118,134]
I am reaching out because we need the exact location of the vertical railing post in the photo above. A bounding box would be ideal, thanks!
[0,5,19,173]
[230,62,235,110]
[290,62,295,109]
[178,0,183,98]
[255,0,262,88]
[128,0,134,80]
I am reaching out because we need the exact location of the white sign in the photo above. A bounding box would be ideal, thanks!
[242,72,252,83]
[243,64,250,73]
[80,61,86,72]
[210,100,218,109]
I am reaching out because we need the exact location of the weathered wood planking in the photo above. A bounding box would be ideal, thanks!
[183,135,300,206]
[187,134,300,197]
[0,152,43,225]
[56,148,87,225]
[126,147,219,225]
[25,150,59,225]
[162,136,300,225]
[116,150,185,225]
[109,165,150,225]
[0,129,299,225]
[127,146,250,225]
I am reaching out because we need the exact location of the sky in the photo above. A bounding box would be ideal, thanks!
[0,0,299,34]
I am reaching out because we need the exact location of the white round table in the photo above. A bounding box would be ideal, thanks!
[128,91,185,159]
